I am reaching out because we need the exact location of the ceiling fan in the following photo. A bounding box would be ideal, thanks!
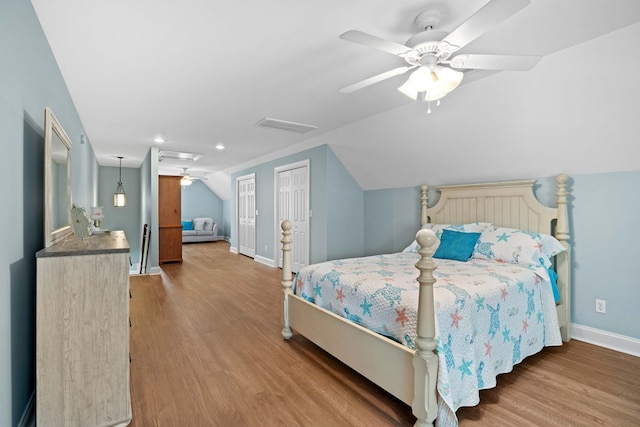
[339,0,540,108]
[179,168,208,186]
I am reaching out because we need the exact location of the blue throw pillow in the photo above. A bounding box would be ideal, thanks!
[548,268,560,302]
[182,220,194,231]
[433,230,481,262]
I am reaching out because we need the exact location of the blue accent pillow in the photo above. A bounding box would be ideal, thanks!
[181,220,194,231]
[433,230,481,262]
[548,268,560,302]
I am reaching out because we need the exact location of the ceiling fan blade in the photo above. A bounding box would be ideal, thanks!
[340,66,416,93]
[449,54,540,71]
[438,0,530,55]
[339,30,417,59]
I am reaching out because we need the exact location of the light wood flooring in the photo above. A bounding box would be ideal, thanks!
[129,241,640,426]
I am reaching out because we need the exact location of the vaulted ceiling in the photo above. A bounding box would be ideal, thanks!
[31,0,640,199]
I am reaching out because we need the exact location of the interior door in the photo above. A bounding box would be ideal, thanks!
[238,175,256,258]
[276,163,309,272]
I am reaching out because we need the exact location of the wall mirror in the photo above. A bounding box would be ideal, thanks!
[44,107,73,247]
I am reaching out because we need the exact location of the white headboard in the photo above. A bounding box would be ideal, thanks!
[422,179,562,235]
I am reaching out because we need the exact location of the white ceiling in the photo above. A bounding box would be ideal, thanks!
[31,0,640,200]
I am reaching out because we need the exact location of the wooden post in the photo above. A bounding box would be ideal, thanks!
[412,229,439,427]
[555,174,572,342]
[281,220,293,339]
[420,185,428,226]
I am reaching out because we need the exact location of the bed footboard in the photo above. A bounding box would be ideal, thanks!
[280,220,440,427]
[281,220,293,340]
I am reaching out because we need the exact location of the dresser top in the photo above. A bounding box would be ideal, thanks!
[36,230,130,258]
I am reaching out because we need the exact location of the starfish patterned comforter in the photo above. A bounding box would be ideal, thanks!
[293,252,562,426]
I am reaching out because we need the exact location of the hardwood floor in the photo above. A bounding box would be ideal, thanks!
[129,241,640,426]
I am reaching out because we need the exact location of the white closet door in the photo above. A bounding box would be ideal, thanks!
[238,175,256,258]
[276,163,308,272]
[290,166,308,272]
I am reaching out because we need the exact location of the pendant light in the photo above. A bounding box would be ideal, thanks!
[113,156,126,207]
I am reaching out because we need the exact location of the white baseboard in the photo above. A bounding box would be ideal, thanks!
[254,255,275,268]
[229,246,238,254]
[129,262,141,275]
[572,323,640,357]
[18,392,34,427]
[148,266,162,275]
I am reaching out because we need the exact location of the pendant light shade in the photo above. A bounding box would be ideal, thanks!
[114,156,126,207]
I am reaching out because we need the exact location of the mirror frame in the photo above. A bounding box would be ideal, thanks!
[44,107,73,247]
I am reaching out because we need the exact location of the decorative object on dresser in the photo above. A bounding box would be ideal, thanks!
[70,204,91,240]
[280,174,571,427]
[158,175,183,263]
[90,206,105,232]
[36,231,132,427]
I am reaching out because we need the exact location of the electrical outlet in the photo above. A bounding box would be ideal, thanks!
[595,299,606,314]
[264,244,268,252]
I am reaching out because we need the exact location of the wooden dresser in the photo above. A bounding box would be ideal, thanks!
[159,175,183,263]
[36,231,132,427]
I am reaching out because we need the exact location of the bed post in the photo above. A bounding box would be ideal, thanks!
[420,185,428,226]
[281,220,293,339]
[555,174,572,342]
[412,229,439,427]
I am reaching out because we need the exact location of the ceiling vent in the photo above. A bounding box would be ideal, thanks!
[158,150,203,162]
[256,118,318,134]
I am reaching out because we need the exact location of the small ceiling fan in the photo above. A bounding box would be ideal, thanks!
[180,168,208,185]
[339,0,540,107]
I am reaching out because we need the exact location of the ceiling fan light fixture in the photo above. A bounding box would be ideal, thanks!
[180,176,193,186]
[398,66,464,102]
[436,66,464,93]
[397,80,419,101]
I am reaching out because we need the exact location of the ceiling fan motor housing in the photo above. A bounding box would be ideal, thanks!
[405,30,447,54]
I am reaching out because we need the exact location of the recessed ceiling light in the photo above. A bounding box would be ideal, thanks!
[215,143,225,151]
[153,137,165,143]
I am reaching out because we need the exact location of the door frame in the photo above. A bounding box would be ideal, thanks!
[273,159,310,270]
[236,173,256,257]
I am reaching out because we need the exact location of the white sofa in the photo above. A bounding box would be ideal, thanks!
[182,217,219,243]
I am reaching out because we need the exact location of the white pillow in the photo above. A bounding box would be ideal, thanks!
[192,218,207,231]
[473,225,566,270]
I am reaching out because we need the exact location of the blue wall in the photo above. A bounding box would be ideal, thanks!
[98,166,142,269]
[363,187,422,256]
[139,147,159,271]
[222,200,231,240]
[181,180,224,236]
[230,145,365,264]
[569,171,640,339]
[0,1,98,424]
[326,148,364,260]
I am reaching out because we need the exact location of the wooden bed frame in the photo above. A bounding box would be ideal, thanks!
[280,175,571,427]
